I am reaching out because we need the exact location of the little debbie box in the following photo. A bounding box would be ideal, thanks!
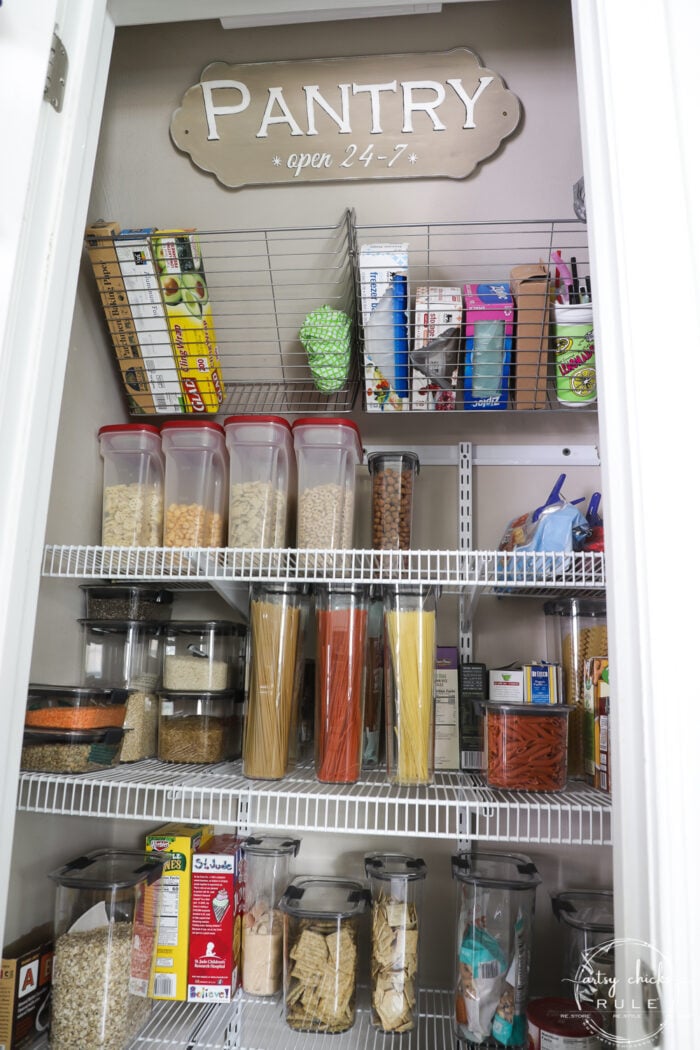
[187,835,244,1003]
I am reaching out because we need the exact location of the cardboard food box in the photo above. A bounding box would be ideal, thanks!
[0,923,53,1050]
[434,647,460,770]
[145,822,215,1001]
[462,283,514,410]
[596,689,611,794]
[360,243,410,412]
[523,662,561,704]
[410,286,462,411]
[187,835,244,1004]
[459,662,487,771]
[510,263,550,409]
[583,656,610,788]
[489,667,525,702]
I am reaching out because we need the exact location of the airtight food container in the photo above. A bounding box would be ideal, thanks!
[98,423,165,547]
[21,726,127,773]
[25,685,128,731]
[80,585,173,623]
[161,419,228,547]
[157,689,241,764]
[484,702,570,791]
[241,836,301,997]
[224,415,295,549]
[367,451,420,551]
[48,849,165,1050]
[291,418,362,551]
[527,997,605,1048]
[552,889,614,1035]
[162,620,246,692]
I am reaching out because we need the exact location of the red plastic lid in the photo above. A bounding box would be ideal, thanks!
[98,423,160,437]
[160,419,225,435]
[224,415,292,431]
[291,417,362,455]
[526,997,604,1037]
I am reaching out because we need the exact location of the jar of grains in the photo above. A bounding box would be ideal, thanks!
[161,419,228,547]
[367,451,420,550]
[224,415,295,549]
[157,689,239,764]
[291,418,363,551]
[98,423,164,546]
[80,585,173,622]
[241,835,301,997]
[162,620,246,692]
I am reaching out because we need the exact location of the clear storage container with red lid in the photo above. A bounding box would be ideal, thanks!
[98,423,164,546]
[224,415,295,549]
[291,417,362,550]
[161,419,228,547]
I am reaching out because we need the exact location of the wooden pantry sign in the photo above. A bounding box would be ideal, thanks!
[170,48,521,188]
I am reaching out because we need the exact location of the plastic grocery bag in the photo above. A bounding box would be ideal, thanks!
[498,474,590,581]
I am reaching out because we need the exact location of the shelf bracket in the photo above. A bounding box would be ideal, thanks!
[44,30,68,112]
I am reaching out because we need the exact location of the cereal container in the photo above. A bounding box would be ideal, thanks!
[157,689,241,764]
[241,835,301,997]
[279,876,369,1034]
[161,420,228,547]
[291,418,362,550]
[98,423,164,546]
[48,849,165,1050]
[364,852,427,1033]
[452,850,541,1047]
[367,451,420,550]
[224,415,295,549]
[484,702,570,791]
[162,620,246,692]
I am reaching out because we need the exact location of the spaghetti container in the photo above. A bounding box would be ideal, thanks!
[98,423,164,547]
[362,592,385,768]
[243,583,303,780]
[314,583,369,784]
[485,702,570,791]
[364,852,427,1033]
[383,585,437,786]
[452,850,541,1047]
[241,835,301,997]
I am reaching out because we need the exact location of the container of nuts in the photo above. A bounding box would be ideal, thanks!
[367,451,420,550]
[98,423,164,547]
[161,419,228,547]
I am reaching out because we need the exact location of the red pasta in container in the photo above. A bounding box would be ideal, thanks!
[485,703,570,791]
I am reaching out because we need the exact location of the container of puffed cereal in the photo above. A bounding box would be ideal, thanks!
[98,423,164,546]
[279,875,369,1034]
[224,415,296,550]
[291,418,362,552]
[161,420,228,547]
[241,835,300,997]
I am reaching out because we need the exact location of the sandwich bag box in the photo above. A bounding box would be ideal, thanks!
[0,923,53,1050]
[410,286,462,411]
[462,283,514,410]
[187,835,244,1003]
[510,263,550,409]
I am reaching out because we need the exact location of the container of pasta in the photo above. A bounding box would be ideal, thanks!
[452,850,541,1047]
[291,417,363,551]
[241,835,301,997]
[364,852,427,1033]
[161,419,228,547]
[162,620,246,692]
[484,702,570,791]
[157,690,241,764]
[279,875,369,1034]
[98,423,164,546]
[383,585,437,786]
[25,684,128,731]
[224,415,296,549]
[314,584,369,784]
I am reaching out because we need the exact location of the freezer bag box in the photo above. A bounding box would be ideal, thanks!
[462,283,514,410]
[145,822,215,1000]
[410,286,462,411]
[187,835,244,1003]
[510,263,550,409]
[0,923,53,1050]
[153,230,225,414]
[434,646,460,770]
[360,243,410,412]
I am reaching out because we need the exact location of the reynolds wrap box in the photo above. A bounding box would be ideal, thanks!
[434,647,460,770]
[510,263,550,409]
[462,283,514,410]
[187,835,244,1004]
[410,286,463,411]
[0,924,53,1050]
[360,243,409,412]
[146,822,214,1000]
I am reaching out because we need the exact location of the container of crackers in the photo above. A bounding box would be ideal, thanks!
[279,876,369,1033]
[364,852,427,1033]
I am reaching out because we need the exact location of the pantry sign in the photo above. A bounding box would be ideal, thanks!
[170,49,521,188]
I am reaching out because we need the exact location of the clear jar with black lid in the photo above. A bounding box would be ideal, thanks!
[162,620,246,692]
[80,585,173,623]
[367,451,420,551]
[241,835,301,997]
[157,689,240,764]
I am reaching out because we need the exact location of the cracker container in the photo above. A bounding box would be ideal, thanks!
[291,418,363,550]
[241,835,301,997]
[364,852,427,1033]
[452,850,541,1047]
[224,415,295,548]
[161,420,228,547]
[48,849,165,1050]
[279,876,369,1034]
[98,423,164,546]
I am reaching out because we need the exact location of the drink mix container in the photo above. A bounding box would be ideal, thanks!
[552,302,596,406]
[240,835,301,997]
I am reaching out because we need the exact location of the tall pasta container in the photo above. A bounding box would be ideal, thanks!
[383,585,437,785]
[243,584,303,779]
[98,424,164,546]
[362,591,385,769]
[314,584,369,784]
[365,853,427,1034]
[161,419,228,547]
[241,835,301,997]
[288,585,312,765]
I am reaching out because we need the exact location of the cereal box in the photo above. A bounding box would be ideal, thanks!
[0,923,53,1050]
[187,835,244,1004]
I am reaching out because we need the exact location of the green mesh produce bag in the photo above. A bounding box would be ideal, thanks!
[299,305,352,393]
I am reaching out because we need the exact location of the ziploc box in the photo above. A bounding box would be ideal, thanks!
[146,822,215,1000]
[152,230,225,414]
[0,924,52,1050]
[462,283,514,410]
[187,834,244,1004]
[434,647,460,770]
[360,243,409,412]
[410,286,463,411]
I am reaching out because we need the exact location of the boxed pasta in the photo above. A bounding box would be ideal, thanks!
[0,924,53,1050]
[187,835,244,1003]
[523,663,561,704]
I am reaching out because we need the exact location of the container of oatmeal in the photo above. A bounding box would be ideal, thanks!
[161,419,228,547]
[224,415,295,549]
[291,418,362,551]
[98,423,164,546]
[241,835,301,997]
[162,620,246,692]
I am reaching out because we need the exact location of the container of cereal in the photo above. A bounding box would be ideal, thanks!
[157,689,240,764]
[364,852,427,1033]
[224,415,295,549]
[279,875,369,1033]
[21,726,127,773]
[48,849,165,1050]
[484,702,570,791]
[291,418,362,550]
[161,419,228,547]
[162,620,245,692]
[367,451,420,550]
[98,423,164,547]
[241,835,301,997]
[25,684,128,731]
[80,585,173,622]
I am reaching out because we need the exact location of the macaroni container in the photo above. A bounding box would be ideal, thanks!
[161,419,228,547]
[98,423,164,547]
[484,702,570,791]
[224,415,295,549]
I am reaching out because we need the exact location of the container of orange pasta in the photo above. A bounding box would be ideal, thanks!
[484,702,570,791]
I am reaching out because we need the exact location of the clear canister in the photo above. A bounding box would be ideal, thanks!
[48,849,165,1050]
[485,702,570,792]
[552,889,614,1034]
[288,585,312,765]
[157,689,240,764]
[98,423,164,547]
[80,585,173,622]
[363,591,384,769]
[367,451,420,550]
[314,584,369,784]
[291,417,363,550]
[241,835,301,997]
[161,419,228,547]
[162,620,246,692]
[244,584,303,780]
[452,850,541,1047]
[384,585,437,785]
[224,414,295,549]
[365,852,427,1033]
[279,876,369,1034]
